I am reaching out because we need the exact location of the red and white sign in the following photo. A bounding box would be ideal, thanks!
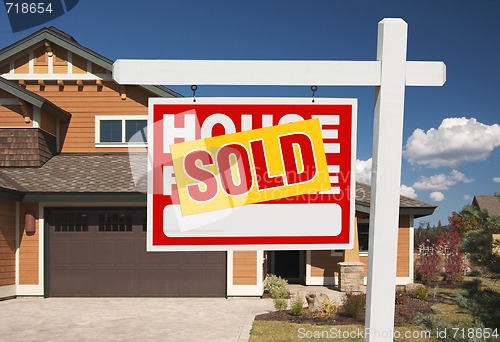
[147,97,357,251]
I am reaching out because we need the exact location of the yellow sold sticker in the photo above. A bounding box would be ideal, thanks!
[170,118,331,215]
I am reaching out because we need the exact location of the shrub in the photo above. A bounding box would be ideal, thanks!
[439,231,465,283]
[395,288,406,305]
[453,294,468,308]
[418,239,441,284]
[290,294,304,316]
[416,313,487,341]
[468,269,481,277]
[269,286,289,300]
[342,292,366,318]
[263,274,288,294]
[414,286,430,300]
[321,298,337,317]
[273,298,287,311]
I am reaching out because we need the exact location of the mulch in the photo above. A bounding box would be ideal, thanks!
[255,292,437,326]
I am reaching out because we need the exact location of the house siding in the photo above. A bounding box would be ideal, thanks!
[25,83,150,153]
[19,202,39,285]
[233,251,257,285]
[0,200,16,287]
[0,104,30,127]
[309,215,412,281]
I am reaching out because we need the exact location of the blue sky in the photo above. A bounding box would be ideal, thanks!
[1,0,499,226]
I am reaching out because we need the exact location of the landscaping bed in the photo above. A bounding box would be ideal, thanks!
[255,290,435,326]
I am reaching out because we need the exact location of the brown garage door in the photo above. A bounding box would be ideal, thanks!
[47,208,226,297]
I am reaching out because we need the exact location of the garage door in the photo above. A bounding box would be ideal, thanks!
[47,208,226,297]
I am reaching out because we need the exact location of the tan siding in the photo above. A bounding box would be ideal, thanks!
[360,255,368,275]
[34,45,48,74]
[233,251,257,285]
[40,110,57,135]
[72,54,87,74]
[0,63,10,74]
[14,54,29,74]
[92,63,107,74]
[26,82,151,153]
[310,250,343,277]
[53,65,67,74]
[0,105,31,126]
[397,225,410,277]
[19,203,39,285]
[0,200,16,287]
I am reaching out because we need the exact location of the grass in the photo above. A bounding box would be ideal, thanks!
[250,276,499,342]
[250,321,435,342]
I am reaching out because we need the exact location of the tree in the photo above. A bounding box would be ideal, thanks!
[438,230,464,282]
[452,203,500,329]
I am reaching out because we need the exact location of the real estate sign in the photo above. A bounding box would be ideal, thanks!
[147,97,357,251]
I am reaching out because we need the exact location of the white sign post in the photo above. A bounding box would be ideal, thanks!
[113,18,445,341]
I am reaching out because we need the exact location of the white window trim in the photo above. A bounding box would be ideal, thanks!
[95,115,148,147]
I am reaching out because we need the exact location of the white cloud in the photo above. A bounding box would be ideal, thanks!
[464,195,471,200]
[403,117,500,168]
[356,158,372,184]
[400,184,418,199]
[413,169,474,190]
[430,191,445,202]
[493,177,500,183]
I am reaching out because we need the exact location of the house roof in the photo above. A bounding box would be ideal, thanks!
[0,76,71,122]
[0,153,437,217]
[355,181,436,217]
[0,153,146,194]
[473,195,500,217]
[0,26,182,98]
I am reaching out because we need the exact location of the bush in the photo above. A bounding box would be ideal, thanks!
[290,294,304,316]
[321,298,337,317]
[453,294,468,308]
[342,292,366,318]
[269,286,289,300]
[468,269,481,277]
[264,274,288,294]
[395,288,406,305]
[273,298,287,311]
[414,286,430,300]
[416,313,487,341]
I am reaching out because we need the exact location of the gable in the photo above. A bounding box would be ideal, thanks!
[0,27,180,98]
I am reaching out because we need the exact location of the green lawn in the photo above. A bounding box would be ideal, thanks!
[250,276,499,342]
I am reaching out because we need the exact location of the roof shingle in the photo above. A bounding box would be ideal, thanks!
[0,154,436,211]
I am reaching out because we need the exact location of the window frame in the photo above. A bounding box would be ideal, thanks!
[358,219,370,255]
[95,115,148,147]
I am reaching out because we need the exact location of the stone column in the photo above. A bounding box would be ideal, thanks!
[337,262,365,292]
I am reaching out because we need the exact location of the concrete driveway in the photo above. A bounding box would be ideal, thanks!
[0,297,274,342]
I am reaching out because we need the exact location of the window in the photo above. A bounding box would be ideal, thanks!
[358,222,369,252]
[54,213,88,232]
[98,213,132,232]
[95,116,147,146]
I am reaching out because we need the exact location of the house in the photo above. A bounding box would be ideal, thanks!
[471,195,500,218]
[0,27,437,299]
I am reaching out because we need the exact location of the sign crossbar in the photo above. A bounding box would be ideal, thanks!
[113,18,445,342]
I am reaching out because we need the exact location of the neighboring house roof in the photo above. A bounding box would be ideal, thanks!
[0,76,71,122]
[0,26,181,98]
[0,154,437,217]
[472,195,500,217]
